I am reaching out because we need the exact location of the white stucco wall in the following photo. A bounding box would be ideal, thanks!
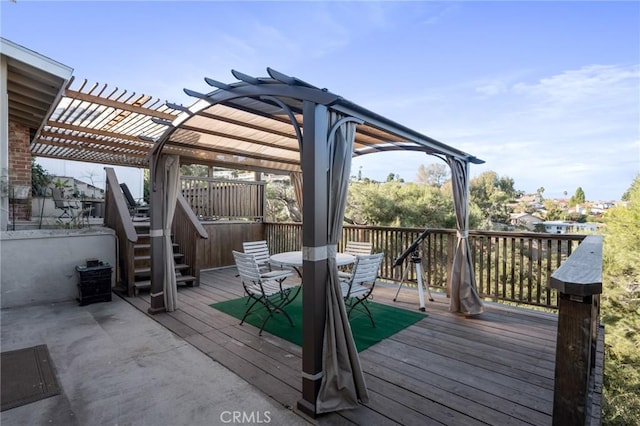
[0,227,116,308]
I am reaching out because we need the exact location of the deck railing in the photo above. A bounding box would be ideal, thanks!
[264,222,587,309]
[549,235,603,425]
[181,176,265,221]
[104,168,138,296]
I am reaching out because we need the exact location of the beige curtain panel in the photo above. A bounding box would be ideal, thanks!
[447,156,484,315]
[316,112,369,413]
[163,155,180,312]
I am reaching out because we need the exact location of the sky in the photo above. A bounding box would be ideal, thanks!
[2,1,639,201]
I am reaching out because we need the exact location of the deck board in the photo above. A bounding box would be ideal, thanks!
[122,267,558,425]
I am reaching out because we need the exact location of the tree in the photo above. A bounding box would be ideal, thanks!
[621,176,639,201]
[80,168,103,198]
[180,164,209,177]
[416,163,449,187]
[143,169,150,203]
[345,179,481,229]
[385,173,404,183]
[469,171,520,225]
[600,174,640,423]
[31,159,51,196]
[569,187,586,207]
[265,180,301,222]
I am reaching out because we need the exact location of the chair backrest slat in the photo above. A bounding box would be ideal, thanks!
[243,240,270,267]
[350,253,384,285]
[345,241,373,256]
[232,250,262,282]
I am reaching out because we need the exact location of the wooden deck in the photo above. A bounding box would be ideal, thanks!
[123,267,558,425]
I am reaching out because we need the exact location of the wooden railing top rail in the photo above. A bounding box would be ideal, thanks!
[268,222,589,241]
[177,192,208,239]
[181,176,266,186]
[105,168,137,243]
[550,234,602,296]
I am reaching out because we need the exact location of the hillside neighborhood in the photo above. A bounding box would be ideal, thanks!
[509,193,622,233]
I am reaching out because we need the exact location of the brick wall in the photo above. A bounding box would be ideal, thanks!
[8,121,32,221]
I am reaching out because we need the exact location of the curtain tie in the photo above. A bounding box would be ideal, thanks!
[457,230,469,239]
[302,370,323,380]
[149,229,163,238]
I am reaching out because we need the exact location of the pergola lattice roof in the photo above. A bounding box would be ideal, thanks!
[32,68,482,172]
[31,78,181,167]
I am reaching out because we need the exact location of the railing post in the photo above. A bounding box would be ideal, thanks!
[549,235,603,426]
[446,231,455,297]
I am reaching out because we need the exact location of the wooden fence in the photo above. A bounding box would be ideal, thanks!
[265,222,586,309]
[181,176,265,221]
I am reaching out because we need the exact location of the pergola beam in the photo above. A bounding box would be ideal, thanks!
[166,139,300,167]
[65,88,177,121]
[177,123,299,153]
[45,121,156,146]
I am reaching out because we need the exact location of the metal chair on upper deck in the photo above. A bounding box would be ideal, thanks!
[52,188,80,220]
[232,250,300,335]
[340,252,384,327]
[120,183,149,218]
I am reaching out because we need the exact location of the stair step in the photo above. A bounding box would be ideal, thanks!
[177,275,196,284]
[135,264,190,275]
[134,243,179,250]
[134,253,184,262]
[134,280,151,290]
[133,275,196,294]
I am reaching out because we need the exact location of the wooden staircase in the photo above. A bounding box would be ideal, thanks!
[131,221,197,295]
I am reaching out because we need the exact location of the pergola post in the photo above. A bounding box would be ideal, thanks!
[0,56,8,231]
[297,101,329,417]
[149,154,166,314]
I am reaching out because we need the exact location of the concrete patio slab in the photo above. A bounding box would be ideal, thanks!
[0,295,306,426]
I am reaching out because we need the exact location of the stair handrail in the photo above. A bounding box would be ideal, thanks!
[104,168,140,296]
[177,192,208,239]
[104,168,138,243]
[171,192,208,286]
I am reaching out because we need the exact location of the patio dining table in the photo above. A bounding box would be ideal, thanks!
[269,251,355,278]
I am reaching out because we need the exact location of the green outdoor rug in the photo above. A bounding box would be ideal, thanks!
[210,291,426,352]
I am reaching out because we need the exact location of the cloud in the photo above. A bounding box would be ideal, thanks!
[512,64,639,105]
[358,64,639,200]
[475,81,509,96]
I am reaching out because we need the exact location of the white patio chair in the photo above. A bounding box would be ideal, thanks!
[340,252,384,327]
[242,240,272,272]
[232,250,300,335]
[344,241,373,256]
[339,240,373,279]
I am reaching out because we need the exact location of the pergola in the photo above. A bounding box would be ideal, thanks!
[143,68,485,416]
[19,62,485,416]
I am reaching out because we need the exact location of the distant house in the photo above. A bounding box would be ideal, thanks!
[517,194,544,210]
[542,221,599,234]
[509,213,543,231]
[567,204,589,215]
[49,176,104,199]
